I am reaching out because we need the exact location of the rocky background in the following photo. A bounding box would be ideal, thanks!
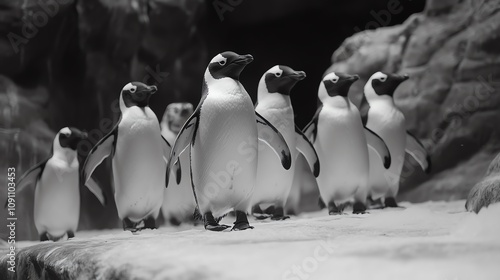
[327,0,500,205]
[3,0,499,241]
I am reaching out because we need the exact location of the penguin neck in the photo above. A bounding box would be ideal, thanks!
[319,82,352,108]
[205,71,243,97]
[119,93,153,118]
[323,96,352,109]
[364,82,395,106]
[52,137,78,166]
[119,93,127,112]
[257,83,292,109]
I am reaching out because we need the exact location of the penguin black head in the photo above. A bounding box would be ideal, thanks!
[121,82,158,108]
[207,51,254,80]
[263,65,306,95]
[370,72,409,97]
[58,127,88,150]
[164,103,194,133]
[322,72,359,97]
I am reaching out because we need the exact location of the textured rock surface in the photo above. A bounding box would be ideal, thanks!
[326,0,500,202]
[466,152,500,213]
[0,0,207,241]
[1,201,500,280]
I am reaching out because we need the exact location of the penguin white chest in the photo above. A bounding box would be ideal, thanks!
[254,106,296,203]
[192,89,257,216]
[367,103,406,196]
[315,103,369,202]
[34,157,80,235]
[113,107,165,220]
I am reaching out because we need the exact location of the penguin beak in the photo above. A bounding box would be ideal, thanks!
[348,75,360,82]
[232,54,254,65]
[147,85,158,95]
[289,71,306,81]
[398,74,409,82]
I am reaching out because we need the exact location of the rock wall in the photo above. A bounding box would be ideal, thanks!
[466,152,500,213]
[0,0,208,241]
[326,0,500,202]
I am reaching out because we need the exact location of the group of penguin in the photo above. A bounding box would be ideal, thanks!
[10,51,431,241]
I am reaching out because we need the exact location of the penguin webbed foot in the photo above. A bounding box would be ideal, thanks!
[352,201,368,214]
[271,206,290,221]
[40,233,49,242]
[67,231,75,239]
[328,201,345,215]
[122,217,157,232]
[232,211,254,231]
[169,217,182,226]
[384,197,404,208]
[367,197,385,209]
[204,212,230,231]
[252,204,272,220]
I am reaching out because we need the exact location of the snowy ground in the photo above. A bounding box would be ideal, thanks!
[4,200,500,280]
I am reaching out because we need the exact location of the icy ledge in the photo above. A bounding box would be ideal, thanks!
[1,201,500,280]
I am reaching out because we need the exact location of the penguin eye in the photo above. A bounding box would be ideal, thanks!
[130,87,137,93]
[379,77,387,82]
[331,78,339,83]
[219,60,226,66]
[275,72,282,78]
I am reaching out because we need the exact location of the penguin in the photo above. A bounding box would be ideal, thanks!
[361,71,431,208]
[82,82,173,232]
[165,51,292,231]
[287,153,320,215]
[303,72,392,215]
[160,102,197,225]
[252,65,319,220]
[7,127,105,241]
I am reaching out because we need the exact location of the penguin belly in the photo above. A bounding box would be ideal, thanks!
[367,106,406,199]
[315,107,369,205]
[254,108,296,206]
[113,109,166,222]
[162,150,196,222]
[192,93,257,217]
[34,159,80,237]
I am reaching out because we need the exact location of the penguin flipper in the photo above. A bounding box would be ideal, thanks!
[166,110,198,187]
[85,176,107,206]
[5,159,48,208]
[303,105,322,143]
[295,125,320,177]
[359,94,369,126]
[255,112,292,170]
[364,127,391,169]
[405,131,431,173]
[81,121,118,185]
[160,135,181,185]
[161,135,172,164]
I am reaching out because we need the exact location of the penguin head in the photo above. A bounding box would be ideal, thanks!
[259,65,306,96]
[57,127,88,151]
[318,72,359,101]
[205,51,253,81]
[121,82,157,108]
[164,103,194,133]
[367,72,409,99]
